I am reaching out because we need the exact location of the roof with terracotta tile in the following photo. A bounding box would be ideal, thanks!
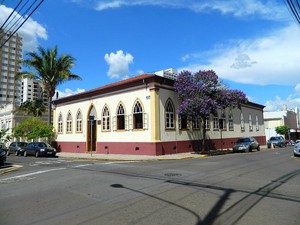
[53,73,174,105]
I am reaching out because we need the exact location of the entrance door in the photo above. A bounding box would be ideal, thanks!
[87,107,97,152]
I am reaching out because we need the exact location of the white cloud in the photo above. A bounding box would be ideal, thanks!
[136,70,145,75]
[55,88,85,99]
[0,5,47,52]
[104,50,134,79]
[179,23,300,86]
[295,84,300,94]
[94,0,286,20]
[264,95,300,112]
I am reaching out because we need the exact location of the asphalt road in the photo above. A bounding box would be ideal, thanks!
[0,148,299,225]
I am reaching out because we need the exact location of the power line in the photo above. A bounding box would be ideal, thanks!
[284,0,300,26]
[0,0,23,31]
[0,0,44,49]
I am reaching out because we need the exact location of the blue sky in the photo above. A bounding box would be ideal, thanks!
[1,0,300,111]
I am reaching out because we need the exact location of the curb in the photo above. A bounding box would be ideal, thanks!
[56,153,208,161]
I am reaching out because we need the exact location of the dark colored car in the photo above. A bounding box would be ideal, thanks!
[7,142,28,156]
[0,143,8,155]
[233,137,260,152]
[23,142,56,157]
[267,136,286,148]
[0,148,7,167]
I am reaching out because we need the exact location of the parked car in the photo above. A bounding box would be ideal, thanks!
[23,142,56,157]
[294,142,300,157]
[267,136,287,148]
[0,143,8,155]
[232,137,260,152]
[0,148,7,167]
[7,142,28,156]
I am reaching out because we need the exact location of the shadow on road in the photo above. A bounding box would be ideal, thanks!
[111,168,300,225]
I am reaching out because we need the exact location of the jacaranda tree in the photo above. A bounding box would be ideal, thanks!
[174,70,248,151]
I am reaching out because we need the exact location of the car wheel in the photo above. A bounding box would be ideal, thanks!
[35,151,39,158]
[24,151,27,157]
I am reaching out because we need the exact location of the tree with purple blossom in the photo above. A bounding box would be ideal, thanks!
[174,70,248,151]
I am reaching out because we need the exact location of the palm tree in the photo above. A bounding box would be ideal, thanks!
[18,99,46,117]
[18,46,82,124]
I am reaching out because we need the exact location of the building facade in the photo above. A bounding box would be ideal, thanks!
[264,108,300,141]
[21,77,48,106]
[52,74,266,156]
[0,28,23,107]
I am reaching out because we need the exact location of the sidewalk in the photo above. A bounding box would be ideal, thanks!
[56,150,230,161]
[56,145,268,161]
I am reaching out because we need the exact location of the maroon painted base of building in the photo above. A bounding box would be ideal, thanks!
[53,136,266,156]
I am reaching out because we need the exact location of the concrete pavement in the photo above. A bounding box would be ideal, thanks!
[56,151,209,161]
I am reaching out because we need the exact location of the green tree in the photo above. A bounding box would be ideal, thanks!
[0,128,8,140]
[0,128,11,144]
[275,125,289,138]
[18,99,46,117]
[18,45,82,124]
[13,117,54,141]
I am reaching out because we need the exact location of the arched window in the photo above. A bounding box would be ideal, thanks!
[241,112,245,131]
[76,110,82,132]
[249,114,253,131]
[221,110,226,130]
[213,111,219,130]
[205,116,210,130]
[256,115,259,131]
[192,117,200,130]
[66,112,72,133]
[133,101,143,129]
[165,100,175,129]
[117,104,125,130]
[179,114,188,130]
[229,110,234,131]
[102,106,110,131]
[58,113,63,133]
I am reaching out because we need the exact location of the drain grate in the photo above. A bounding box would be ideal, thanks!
[164,173,182,177]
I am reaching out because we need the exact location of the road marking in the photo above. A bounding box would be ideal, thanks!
[0,165,23,175]
[72,164,91,168]
[0,167,66,182]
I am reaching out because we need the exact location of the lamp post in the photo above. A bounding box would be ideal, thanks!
[89,115,95,155]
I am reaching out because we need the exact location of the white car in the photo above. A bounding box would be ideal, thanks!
[294,143,300,157]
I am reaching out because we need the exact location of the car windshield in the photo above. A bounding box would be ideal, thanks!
[270,137,280,141]
[18,142,27,147]
[237,138,250,143]
[37,142,47,148]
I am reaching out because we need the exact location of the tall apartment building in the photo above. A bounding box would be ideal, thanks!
[155,68,178,80]
[0,28,23,108]
[21,77,48,106]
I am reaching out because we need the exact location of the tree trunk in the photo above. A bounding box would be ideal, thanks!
[48,97,52,125]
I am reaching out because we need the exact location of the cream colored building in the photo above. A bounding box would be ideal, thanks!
[52,74,266,155]
[264,108,300,141]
